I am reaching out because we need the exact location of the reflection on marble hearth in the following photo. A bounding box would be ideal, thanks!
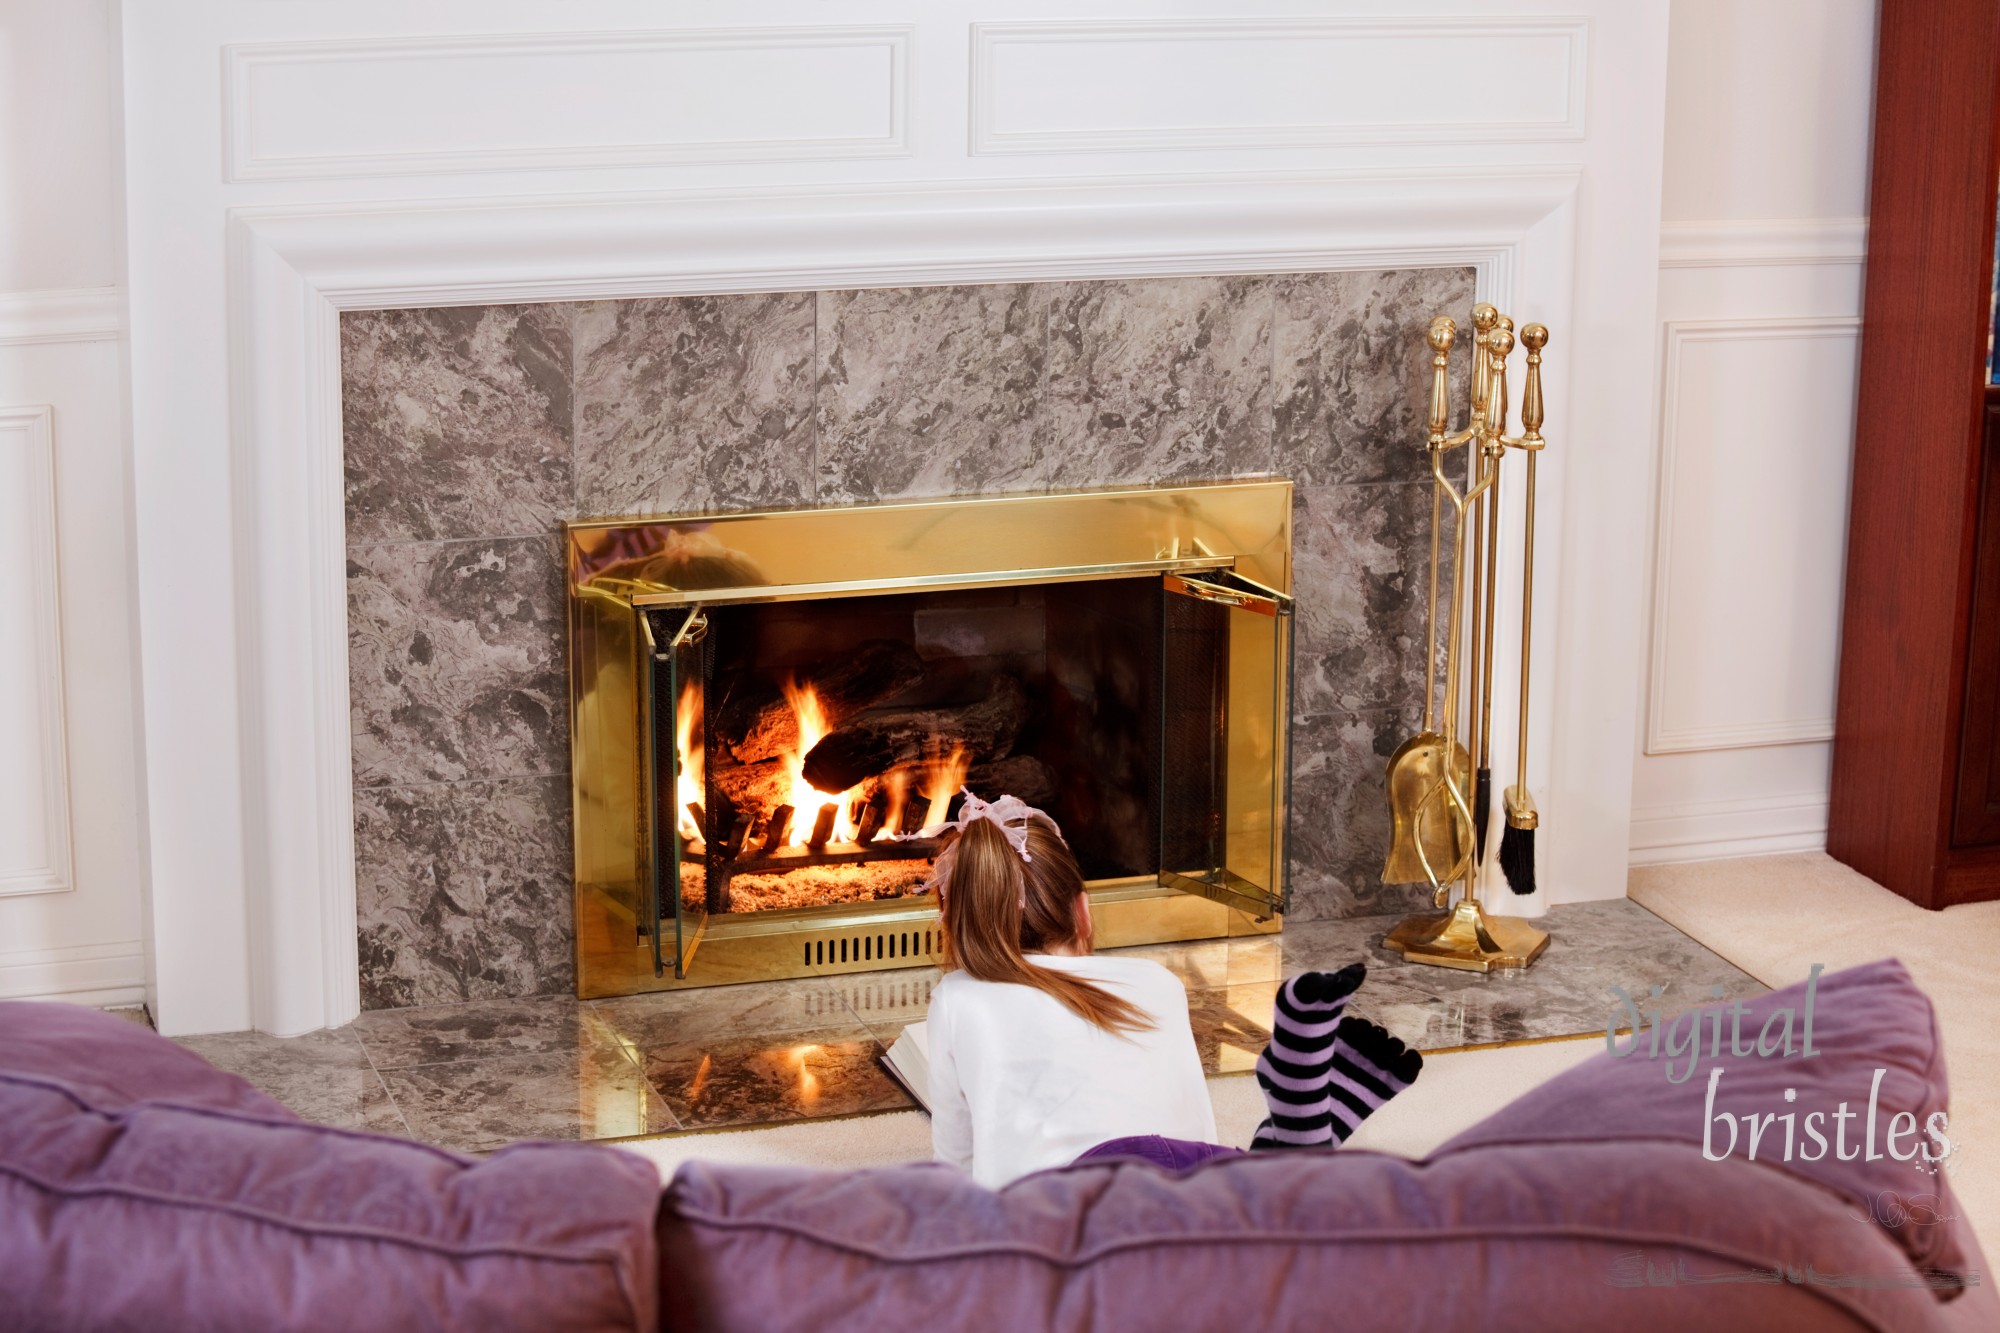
[380,1044,676,1153]
[641,1029,911,1131]
[177,899,1763,1154]
[173,1026,412,1139]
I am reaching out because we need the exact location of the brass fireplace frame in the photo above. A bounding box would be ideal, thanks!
[566,480,1294,998]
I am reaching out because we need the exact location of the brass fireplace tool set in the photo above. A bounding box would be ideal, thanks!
[1381,304,1551,972]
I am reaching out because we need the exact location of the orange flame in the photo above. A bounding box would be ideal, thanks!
[920,744,970,830]
[873,769,909,843]
[674,682,703,841]
[780,680,858,846]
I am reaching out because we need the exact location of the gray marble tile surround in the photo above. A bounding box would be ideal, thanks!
[341,268,1477,1008]
[176,900,1765,1153]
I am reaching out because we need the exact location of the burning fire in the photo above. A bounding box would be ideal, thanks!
[675,681,703,841]
[921,743,970,829]
[780,680,858,845]
[671,675,977,852]
[873,769,909,843]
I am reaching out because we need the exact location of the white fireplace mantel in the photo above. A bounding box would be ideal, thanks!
[120,2,1670,1036]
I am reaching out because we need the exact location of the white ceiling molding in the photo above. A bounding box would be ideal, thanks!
[222,168,1579,1035]
[969,18,1589,156]
[224,26,915,181]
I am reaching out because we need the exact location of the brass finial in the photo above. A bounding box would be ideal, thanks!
[1485,326,1515,443]
[1470,305,1497,419]
[1520,324,1548,441]
[1427,317,1456,444]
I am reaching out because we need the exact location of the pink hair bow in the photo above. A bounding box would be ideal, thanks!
[914,789,1051,906]
[918,788,1042,862]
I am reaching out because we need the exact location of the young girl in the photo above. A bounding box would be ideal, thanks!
[923,792,1423,1187]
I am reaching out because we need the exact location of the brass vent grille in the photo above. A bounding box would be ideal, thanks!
[802,926,942,971]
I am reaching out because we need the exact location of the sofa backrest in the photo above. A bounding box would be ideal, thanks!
[657,958,1995,1333]
[0,1001,662,1333]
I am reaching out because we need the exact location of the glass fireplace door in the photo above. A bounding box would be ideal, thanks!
[1159,570,1295,920]
[640,605,710,979]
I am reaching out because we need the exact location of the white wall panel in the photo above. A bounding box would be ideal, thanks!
[1647,317,1860,754]
[1661,0,1879,222]
[970,18,1586,155]
[0,336,149,1008]
[226,27,913,180]
[1631,0,1877,867]
[0,0,120,291]
[0,405,71,897]
[0,0,147,1007]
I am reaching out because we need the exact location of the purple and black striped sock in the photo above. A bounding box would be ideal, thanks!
[1252,973,1422,1149]
[1249,967,1363,1149]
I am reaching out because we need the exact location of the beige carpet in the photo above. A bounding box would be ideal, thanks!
[1631,852,2000,1252]
[619,851,1995,1254]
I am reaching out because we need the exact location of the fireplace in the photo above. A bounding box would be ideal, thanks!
[568,480,1294,996]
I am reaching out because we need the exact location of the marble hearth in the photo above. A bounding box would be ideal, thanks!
[171,900,1763,1154]
[341,267,1475,1010]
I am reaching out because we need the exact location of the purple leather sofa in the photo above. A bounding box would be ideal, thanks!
[3,959,1992,1332]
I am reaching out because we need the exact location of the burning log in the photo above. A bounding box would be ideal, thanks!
[808,805,839,849]
[761,805,795,854]
[716,640,925,764]
[801,676,1028,795]
[855,790,888,843]
[711,757,790,818]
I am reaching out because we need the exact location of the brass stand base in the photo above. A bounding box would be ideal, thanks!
[1383,897,1549,973]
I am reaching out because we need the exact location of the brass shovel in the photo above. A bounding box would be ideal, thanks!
[1382,315,1474,884]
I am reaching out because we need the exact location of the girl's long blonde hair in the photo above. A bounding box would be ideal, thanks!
[934,812,1152,1035]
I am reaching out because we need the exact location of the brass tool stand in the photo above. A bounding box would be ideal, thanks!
[1383,307,1550,973]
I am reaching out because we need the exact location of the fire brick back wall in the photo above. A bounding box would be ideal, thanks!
[340,268,1475,1010]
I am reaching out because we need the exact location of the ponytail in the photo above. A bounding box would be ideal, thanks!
[936,815,1153,1035]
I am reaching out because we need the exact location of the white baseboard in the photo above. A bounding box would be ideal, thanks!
[1628,793,1828,866]
[0,939,147,1006]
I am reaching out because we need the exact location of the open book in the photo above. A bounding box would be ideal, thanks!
[879,1021,930,1114]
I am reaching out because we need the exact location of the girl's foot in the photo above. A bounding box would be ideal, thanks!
[1253,1004,1422,1148]
[1250,966,1365,1148]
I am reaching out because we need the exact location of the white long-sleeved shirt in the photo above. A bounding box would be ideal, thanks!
[926,954,1216,1187]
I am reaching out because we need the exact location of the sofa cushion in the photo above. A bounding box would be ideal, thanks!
[662,1139,1990,1333]
[1439,957,1976,1283]
[0,1002,661,1333]
[658,956,1996,1333]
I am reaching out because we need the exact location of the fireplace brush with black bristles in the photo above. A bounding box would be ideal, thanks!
[1379,305,1551,973]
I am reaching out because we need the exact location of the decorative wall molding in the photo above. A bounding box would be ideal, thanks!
[222,167,1579,1034]
[1647,315,1863,756]
[224,27,914,181]
[0,938,146,1006]
[1628,792,1829,865]
[1657,217,1868,269]
[969,17,1589,155]
[0,405,74,898]
[0,288,125,345]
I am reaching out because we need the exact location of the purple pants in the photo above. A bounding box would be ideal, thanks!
[1076,1135,1248,1171]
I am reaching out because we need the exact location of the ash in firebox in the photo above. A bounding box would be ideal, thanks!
[679,860,934,915]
